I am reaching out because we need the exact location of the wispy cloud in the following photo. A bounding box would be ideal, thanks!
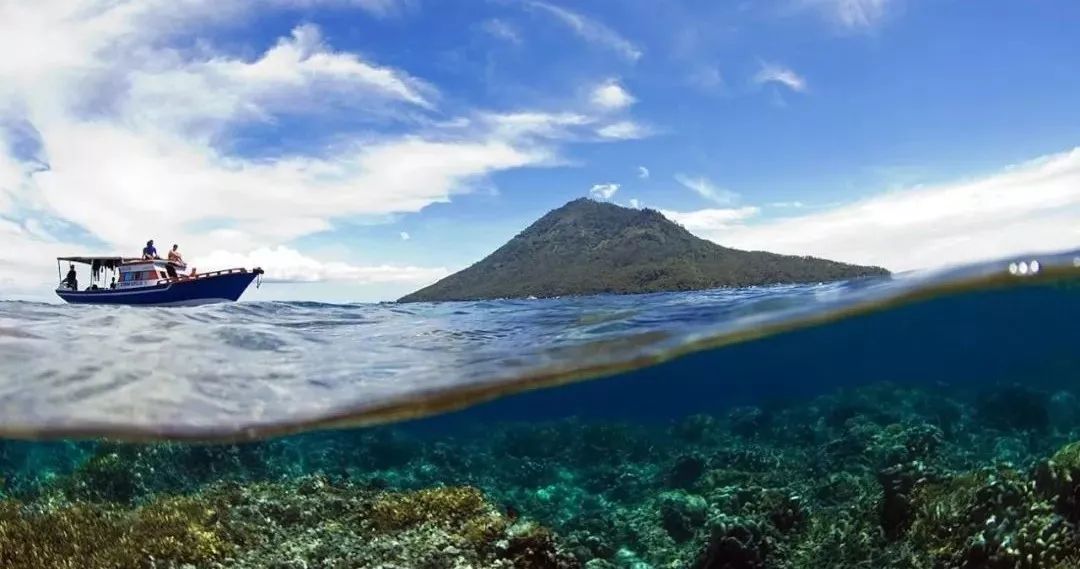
[525,1,642,61]
[597,121,649,140]
[688,65,727,94]
[480,18,522,45]
[277,0,417,18]
[666,147,1080,271]
[752,61,808,93]
[399,231,411,240]
[675,174,740,205]
[637,166,649,179]
[589,183,620,200]
[794,0,894,31]
[590,80,635,110]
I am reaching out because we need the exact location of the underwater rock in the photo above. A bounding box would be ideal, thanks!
[728,407,770,439]
[502,521,583,568]
[659,491,708,543]
[1048,391,1079,433]
[672,414,718,443]
[877,460,935,539]
[1034,441,1080,523]
[668,455,707,489]
[977,385,1050,433]
[871,423,944,467]
[690,515,769,569]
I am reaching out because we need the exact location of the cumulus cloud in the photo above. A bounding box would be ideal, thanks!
[589,183,620,200]
[675,174,740,205]
[667,148,1080,271]
[0,1,639,296]
[753,62,808,93]
[591,80,635,110]
[525,1,642,61]
[399,231,411,240]
[637,166,649,179]
[628,198,641,209]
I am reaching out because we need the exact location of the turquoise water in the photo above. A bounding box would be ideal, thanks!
[0,250,1078,568]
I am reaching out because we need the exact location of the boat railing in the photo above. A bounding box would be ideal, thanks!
[153,267,250,286]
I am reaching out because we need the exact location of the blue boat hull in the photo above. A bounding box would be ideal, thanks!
[57,272,259,306]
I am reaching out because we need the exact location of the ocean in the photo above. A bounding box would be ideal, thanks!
[0,249,1078,568]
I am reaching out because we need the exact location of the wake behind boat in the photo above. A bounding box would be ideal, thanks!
[55,256,264,306]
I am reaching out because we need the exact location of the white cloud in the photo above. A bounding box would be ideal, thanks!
[0,1,642,299]
[597,121,649,140]
[589,183,620,200]
[628,198,641,209]
[675,174,740,205]
[637,166,649,179]
[667,148,1080,272]
[769,201,806,208]
[481,18,522,44]
[526,1,642,61]
[795,0,893,30]
[661,207,762,231]
[399,231,411,240]
[196,246,447,284]
[752,62,808,93]
[591,80,635,110]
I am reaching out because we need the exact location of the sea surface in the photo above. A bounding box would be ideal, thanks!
[0,249,1078,568]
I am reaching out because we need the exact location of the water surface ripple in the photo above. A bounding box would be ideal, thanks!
[0,249,1077,440]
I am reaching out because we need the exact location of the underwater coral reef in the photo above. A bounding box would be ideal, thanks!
[1,381,1079,568]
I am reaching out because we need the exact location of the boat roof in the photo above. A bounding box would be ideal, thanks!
[57,256,148,268]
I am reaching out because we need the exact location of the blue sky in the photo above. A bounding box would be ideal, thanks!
[1,0,1079,301]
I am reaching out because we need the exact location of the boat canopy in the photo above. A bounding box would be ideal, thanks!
[57,256,140,269]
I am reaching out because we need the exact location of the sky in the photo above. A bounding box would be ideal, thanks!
[1,0,1078,302]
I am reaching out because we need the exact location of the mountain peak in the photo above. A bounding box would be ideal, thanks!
[399,199,888,302]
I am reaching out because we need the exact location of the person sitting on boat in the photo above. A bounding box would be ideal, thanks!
[63,264,78,290]
[142,240,159,260]
[110,277,117,289]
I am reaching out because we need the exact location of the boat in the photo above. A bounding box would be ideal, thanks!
[55,256,264,306]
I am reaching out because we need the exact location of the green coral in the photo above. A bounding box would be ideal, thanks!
[371,485,494,530]
[0,495,231,569]
[909,466,1078,569]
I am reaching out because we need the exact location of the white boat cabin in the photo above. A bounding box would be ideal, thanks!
[56,256,188,292]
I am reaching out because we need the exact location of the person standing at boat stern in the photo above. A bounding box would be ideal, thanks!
[64,264,77,290]
[166,244,185,279]
[168,244,185,268]
[142,240,159,260]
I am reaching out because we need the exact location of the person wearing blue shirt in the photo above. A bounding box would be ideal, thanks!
[142,240,159,260]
